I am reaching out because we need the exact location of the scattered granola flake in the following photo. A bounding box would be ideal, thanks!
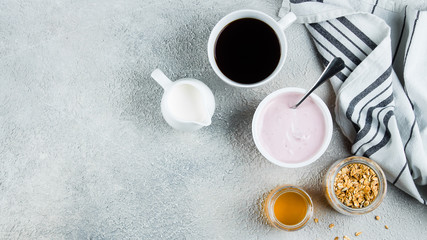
[385,225,389,229]
[329,223,335,229]
[375,215,380,220]
[355,232,362,236]
[343,236,351,240]
[314,218,319,223]
[334,163,379,208]
[334,237,339,240]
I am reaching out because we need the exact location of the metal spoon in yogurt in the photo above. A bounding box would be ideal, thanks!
[292,57,345,109]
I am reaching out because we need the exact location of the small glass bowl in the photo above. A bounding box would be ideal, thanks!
[324,156,387,215]
[264,185,313,231]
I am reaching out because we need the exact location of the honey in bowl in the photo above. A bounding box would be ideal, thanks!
[273,191,308,225]
[264,186,313,231]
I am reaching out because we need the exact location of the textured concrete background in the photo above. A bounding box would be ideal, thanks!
[1,0,426,239]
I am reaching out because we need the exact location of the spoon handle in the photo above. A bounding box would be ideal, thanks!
[293,57,345,108]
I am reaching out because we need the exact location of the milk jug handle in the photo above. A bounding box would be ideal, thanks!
[278,12,297,31]
[151,69,173,90]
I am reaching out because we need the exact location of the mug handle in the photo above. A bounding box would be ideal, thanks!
[278,12,297,31]
[151,69,173,90]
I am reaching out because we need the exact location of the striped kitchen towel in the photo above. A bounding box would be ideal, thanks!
[279,0,427,204]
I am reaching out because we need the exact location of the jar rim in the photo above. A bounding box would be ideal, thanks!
[325,156,387,214]
[265,185,313,231]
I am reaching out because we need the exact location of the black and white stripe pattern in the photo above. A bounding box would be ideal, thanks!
[285,0,427,205]
[392,6,407,64]
[391,10,421,186]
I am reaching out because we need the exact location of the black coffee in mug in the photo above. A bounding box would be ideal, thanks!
[214,18,281,84]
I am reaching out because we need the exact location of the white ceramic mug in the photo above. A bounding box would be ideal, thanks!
[208,10,297,88]
[151,69,215,131]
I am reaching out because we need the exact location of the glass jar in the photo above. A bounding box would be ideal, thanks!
[264,185,313,231]
[324,156,387,215]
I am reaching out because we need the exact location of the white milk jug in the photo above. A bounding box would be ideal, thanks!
[151,69,215,131]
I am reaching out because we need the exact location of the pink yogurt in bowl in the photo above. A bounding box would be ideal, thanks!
[252,87,333,168]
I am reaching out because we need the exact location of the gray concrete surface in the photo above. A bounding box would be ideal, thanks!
[1,0,426,239]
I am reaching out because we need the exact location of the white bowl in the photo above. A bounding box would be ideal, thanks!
[252,87,333,168]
